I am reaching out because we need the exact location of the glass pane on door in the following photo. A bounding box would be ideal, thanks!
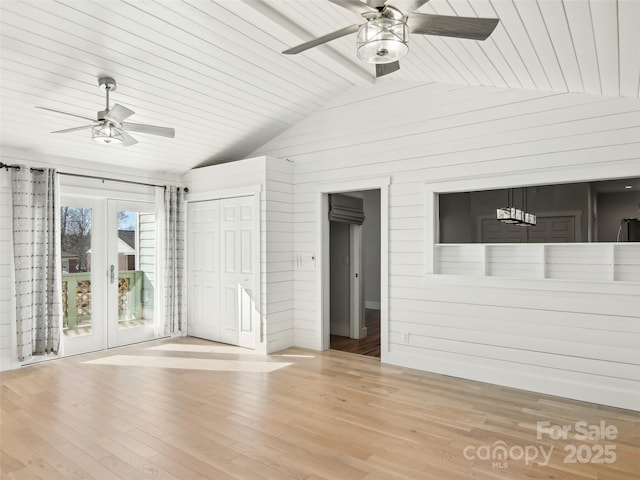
[111,205,156,346]
[61,206,94,337]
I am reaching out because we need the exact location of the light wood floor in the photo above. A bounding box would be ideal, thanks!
[1,337,638,480]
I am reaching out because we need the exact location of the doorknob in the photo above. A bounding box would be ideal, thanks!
[110,265,115,284]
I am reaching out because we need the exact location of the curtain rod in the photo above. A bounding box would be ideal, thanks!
[1,162,188,191]
[0,162,44,173]
[58,171,167,190]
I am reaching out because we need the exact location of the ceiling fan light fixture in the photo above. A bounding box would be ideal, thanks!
[357,17,409,64]
[92,123,123,145]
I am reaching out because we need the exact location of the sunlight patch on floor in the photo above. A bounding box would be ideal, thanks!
[147,344,261,355]
[84,355,292,372]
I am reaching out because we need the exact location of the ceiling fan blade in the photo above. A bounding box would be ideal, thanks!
[122,122,175,138]
[51,125,94,134]
[328,0,376,15]
[35,106,97,123]
[120,129,138,147]
[408,13,499,40]
[282,23,361,54]
[104,103,135,123]
[376,61,400,77]
[387,0,430,14]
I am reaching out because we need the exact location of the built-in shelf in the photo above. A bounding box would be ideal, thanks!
[435,243,640,283]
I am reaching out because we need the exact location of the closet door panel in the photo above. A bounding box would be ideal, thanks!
[187,201,221,341]
[237,197,256,349]
[188,195,256,348]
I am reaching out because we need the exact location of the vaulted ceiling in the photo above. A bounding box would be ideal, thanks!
[1,0,638,174]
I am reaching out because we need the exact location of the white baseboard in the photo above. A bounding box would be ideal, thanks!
[365,301,381,310]
[387,350,640,412]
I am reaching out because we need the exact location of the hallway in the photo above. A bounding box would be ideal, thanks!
[330,309,380,358]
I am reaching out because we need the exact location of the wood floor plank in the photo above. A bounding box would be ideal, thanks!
[14,428,97,480]
[2,336,638,480]
[229,437,315,480]
[93,435,178,480]
[146,452,214,480]
[52,441,121,480]
[125,428,239,480]
[1,449,25,475]
[1,431,69,480]
[6,468,40,480]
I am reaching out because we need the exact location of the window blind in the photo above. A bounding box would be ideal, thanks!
[329,193,365,225]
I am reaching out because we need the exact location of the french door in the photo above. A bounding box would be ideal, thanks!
[61,196,158,356]
[107,200,157,348]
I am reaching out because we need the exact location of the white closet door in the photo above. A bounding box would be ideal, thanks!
[219,196,256,348]
[188,200,221,341]
[188,196,256,348]
[236,197,257,349]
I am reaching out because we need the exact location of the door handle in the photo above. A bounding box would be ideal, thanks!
[110,265,115,284]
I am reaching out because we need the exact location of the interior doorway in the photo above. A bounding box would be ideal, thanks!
[328,190,381,358]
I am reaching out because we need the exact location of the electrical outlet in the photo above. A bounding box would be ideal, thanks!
[402,332,410,343]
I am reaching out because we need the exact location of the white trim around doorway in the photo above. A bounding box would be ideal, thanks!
[314,176,391,363]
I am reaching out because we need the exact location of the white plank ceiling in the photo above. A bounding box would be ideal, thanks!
[1,0,638,174]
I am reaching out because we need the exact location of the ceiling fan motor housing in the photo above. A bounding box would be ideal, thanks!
[98,76,116,91]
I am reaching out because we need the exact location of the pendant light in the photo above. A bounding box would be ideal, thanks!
[497,187,536,226]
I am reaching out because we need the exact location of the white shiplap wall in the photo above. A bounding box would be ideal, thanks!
[184,156,294,354]
[263,158,295,353]
[253,80,640,410]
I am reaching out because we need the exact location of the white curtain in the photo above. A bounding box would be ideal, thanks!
[160,186,186,336]
[11,167,61,361]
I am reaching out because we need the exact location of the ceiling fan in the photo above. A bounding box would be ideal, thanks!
[36,77,175,147]
[282,0,499,77]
